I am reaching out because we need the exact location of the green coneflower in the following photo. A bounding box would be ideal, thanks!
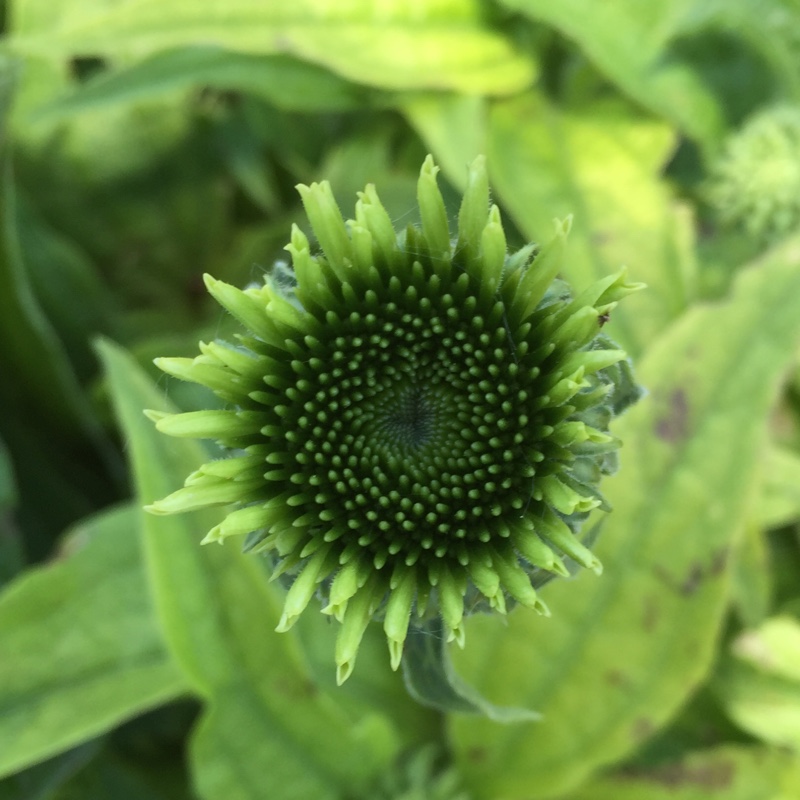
[707,104,800,243]
[146,155,641,685]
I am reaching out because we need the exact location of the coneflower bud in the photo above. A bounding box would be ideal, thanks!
[707,104,800,243]
[146,155,642,685]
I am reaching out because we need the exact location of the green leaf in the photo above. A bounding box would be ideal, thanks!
[449,236,800,798]
[0,437,23,587]
[756,445,800,529]
[191,686,391,800]
[0,504,187,779]
[0,154,102,444]
[566,746,800,800]
[98,338,397,799]
[401,618,540,723]
[31,48,370,121]
[402,93,488,192]
[714,617,800,749]
[675,0,800,102]
[10,0,536,95]
[498,0,727,151]
[487,90,695,355]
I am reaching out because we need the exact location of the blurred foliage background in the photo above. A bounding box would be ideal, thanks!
[3,0,800,798]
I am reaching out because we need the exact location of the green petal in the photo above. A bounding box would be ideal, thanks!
[504,216,570,321]
[383,568,418,671]
[536,508,603,574]
[296,180,353,274]
[417,155,452,262]
[276,544,333,632]
[335,578,382,685]
[153,410,264,440]
[456,154,490,272]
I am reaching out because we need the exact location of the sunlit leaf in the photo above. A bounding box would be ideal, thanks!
[10,0,535,95]
[567,746,800,800]
[487,90,694,355]
[715,617,800,750]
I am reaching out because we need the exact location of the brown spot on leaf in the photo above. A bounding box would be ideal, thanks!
[631,717,655,742]
[653,547,730,597]
[623,760,735,790]
[467,747,487,764]
[680,563,705,596]
[641,597,659,632]
[605,669,630,688]
[655,389,690,443]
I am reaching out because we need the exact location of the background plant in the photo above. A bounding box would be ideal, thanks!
[2,1,800,799]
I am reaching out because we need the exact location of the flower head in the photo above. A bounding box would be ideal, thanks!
[707,104,800,243]
[146,156,642,684]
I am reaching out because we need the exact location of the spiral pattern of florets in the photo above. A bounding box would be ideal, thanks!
[707,104,800,243]
[146,156,642,683]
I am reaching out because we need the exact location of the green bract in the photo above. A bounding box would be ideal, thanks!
[146,156,642,684]
[708,104,800,243]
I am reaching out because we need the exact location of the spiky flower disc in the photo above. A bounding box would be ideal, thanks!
[147,156,642,684]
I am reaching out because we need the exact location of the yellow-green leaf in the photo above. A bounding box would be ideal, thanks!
[487,90,695,356]
[10,0,535,95]
[567,746,800,800]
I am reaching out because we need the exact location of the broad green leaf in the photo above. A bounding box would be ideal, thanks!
[31,48,370,122]
[487,90,694,355]
[10,0,536,95]
[567,746,800,800]
[98,339,397,799]
[191,686,389,800]
[757,446,800,529]
[499,0,727,151]
[449,236,800,798]
[0,504,186,779]
[715,618,800,749]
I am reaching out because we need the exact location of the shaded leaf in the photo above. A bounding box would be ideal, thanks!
[499,0,727,151]
[0,504,186,779]
[31,48,371,121]
[676,0,800,102]
[402,618,540,723]
[449,236,800,798]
